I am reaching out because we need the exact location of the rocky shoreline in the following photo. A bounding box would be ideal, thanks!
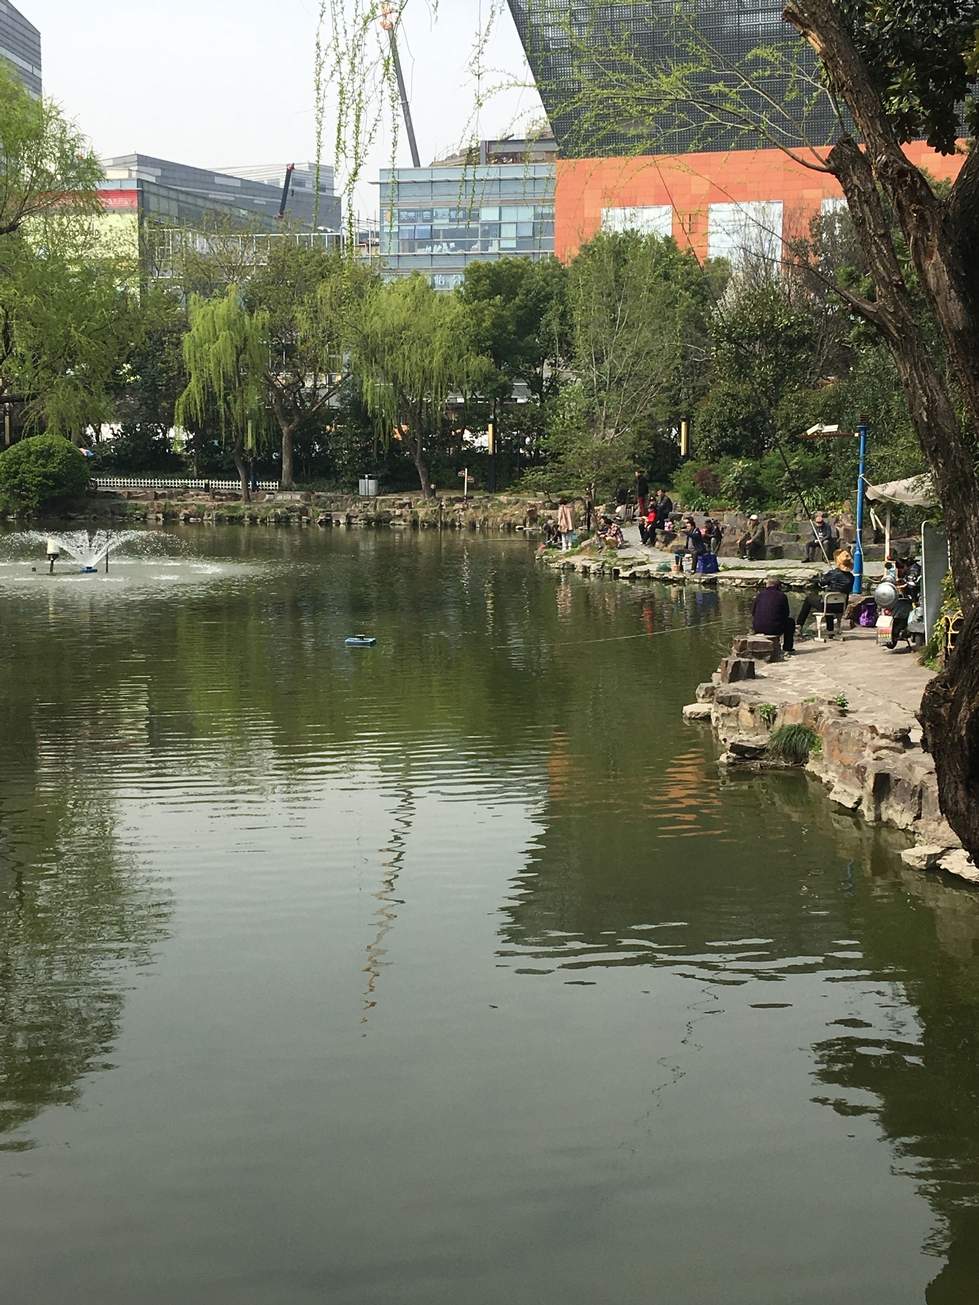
[11,489,555,535]
[682,632,975,887]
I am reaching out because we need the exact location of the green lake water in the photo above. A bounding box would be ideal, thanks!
[1,526,979,1303]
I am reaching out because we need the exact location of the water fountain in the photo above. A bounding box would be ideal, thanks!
[20,529,149,573]
[0,527,248,594]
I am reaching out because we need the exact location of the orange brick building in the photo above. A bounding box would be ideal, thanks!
[555,143,966,264]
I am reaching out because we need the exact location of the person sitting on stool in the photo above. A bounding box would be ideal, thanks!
[752,576,795,652]
[797,557,854,634]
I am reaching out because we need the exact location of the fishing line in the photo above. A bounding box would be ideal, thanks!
[490,617,731,650]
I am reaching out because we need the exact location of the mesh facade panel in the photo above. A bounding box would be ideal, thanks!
[0,1,41,97]
[507,0,838,155]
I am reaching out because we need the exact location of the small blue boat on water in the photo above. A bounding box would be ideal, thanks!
[345,636,377,647]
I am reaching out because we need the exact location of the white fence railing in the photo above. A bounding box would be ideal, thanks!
[94,476,279,492]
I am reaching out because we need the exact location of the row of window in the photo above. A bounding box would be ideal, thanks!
[389,237,551,255]
[387,220,553,241]
[387,205,553,225]
[381,181,553,201]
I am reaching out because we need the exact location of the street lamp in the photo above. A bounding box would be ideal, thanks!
[800,421,869,593]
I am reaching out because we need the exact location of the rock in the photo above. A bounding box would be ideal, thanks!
[714,689,743,708]
[695,682,716,703]
[682,703,713,722]
[829,785,863,811]
[728,737,769,758]
[732,634,782,663]
[719,656,756,684]
[900,844,953,871]
[936,849,979,884]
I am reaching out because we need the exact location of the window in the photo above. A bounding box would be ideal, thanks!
[707,201,783,265]
[601,205,672,236]
[820,197,847,215]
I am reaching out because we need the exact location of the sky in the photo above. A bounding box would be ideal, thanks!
[37,0,543,215]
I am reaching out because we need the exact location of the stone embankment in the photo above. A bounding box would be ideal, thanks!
[33,490,555,534]
[682,630,976,886]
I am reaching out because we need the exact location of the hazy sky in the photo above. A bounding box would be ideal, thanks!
[38,0,542,213]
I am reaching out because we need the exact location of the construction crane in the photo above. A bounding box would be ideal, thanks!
[276,163,296,220]
[379,3,421,168]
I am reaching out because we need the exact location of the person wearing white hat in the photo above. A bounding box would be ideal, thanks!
[737,514,766,560]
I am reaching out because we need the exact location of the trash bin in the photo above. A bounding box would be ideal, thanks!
[358,476,379,497]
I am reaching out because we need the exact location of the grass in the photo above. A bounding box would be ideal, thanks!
[767,724,821,765]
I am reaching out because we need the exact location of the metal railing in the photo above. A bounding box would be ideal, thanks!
[94,476,279,492]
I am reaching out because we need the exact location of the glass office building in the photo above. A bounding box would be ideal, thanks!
[0,0,40,97]
[379,139,556,289]
[506,0,837,155]
[100,155,341,232]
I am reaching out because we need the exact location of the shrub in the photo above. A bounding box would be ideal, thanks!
[767,724,820,765]
[693,465,721,497]
[0,434,90,512]
[758,703,778,728]
[672,460,719,510]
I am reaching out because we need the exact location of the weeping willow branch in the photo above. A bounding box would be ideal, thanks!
[175,288,269,501]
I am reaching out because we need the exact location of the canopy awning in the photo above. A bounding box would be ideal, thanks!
[865,474,935,507]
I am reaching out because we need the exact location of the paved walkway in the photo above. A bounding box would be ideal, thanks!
[612,522,885,585]
[749,628,934,733]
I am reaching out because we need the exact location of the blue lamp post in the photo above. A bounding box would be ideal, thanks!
[852,420,868,595]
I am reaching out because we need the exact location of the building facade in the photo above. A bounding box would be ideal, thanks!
[379,138,556,289]
[100,155,342,232]
[0,0,40,97]
[212,162,338,226]
[506,1,964,263]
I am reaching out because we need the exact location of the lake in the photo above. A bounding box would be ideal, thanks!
[1,526,978,1304]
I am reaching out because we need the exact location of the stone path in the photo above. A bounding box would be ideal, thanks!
[755,628,933,734]
[555,523,885,591]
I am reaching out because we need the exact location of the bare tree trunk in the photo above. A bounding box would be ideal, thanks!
[414,437,432,498]
[921,607,979,857]
[233,439,251,505]
[280,419,297,490]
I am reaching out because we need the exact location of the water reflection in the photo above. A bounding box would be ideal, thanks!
[2,526,979,1303]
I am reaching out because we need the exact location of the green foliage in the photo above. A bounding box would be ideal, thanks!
[767,724,820,765]
[459,256,571,406]
[834,694,850,714]
[672,461,718,510]
[841,0,979,146]
[0,63,101,234]
[176,288,268,495]
[91,425,184,475]
[351,275,483,495]
[0,433,90,511]
[543,230,720,493]
[758,703,778,729]
[0,223,140,439]
[113,285,188,437]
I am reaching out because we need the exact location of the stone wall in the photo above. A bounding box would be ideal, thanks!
[685,646,976,886]
[26,491,561,535]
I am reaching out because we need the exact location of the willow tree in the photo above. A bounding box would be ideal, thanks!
[351,275,480,497]
[176,288,267,502]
